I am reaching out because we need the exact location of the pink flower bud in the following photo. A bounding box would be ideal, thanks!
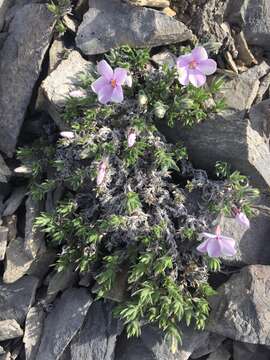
[97,160,107,186]
[235,212,250,229]
[127,130,136,148]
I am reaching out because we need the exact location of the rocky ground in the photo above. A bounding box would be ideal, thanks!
[1,0,270,359]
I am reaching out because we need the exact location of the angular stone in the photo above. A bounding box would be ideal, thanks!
[36,288,93,360]
[46,265,77,303]
[48,38,66,73]
[40,50,90,127]
[159,97,270,189]
[127,0,170,8]
[70,301,123,360]
[151,49,176,67]
[0,3,55,156]
[23,306,45,360]
[208,265,270,345]
[3,237,33,283]
[0,0,12,31]
[228,0,270,50]
[0,226,8,260]
[0,352,11,360]
[233,342,270,360]
[219,195,270,266]
[234,31,257,66]
[3,215,17,243]
[207,345,231,360]
[2,187,27,217]
[76,0,192,55]
[0,276,39,325]
[24,196,45,259]
[191,333,225,359]
[0,154,11,183]
[0,319,23,341]
[116,324,209,360]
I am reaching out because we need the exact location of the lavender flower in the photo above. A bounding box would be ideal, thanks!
[197,225,236,258]
[127,129,137,148]
[91,60,130,104]
[176,47,217,87]
[97,159,107,186]
[234,209,250,229]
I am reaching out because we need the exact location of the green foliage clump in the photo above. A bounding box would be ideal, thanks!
[18,45,258,353]
[47,0,72,34]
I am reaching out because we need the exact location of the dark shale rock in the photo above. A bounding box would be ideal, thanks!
[0,3,55,156]
[219,194,270,266]
[0,0,12,31]
[227,0,270,50]
[76,0,192,55]
[191,333,225,359]
[2,186,27,217]
[207,344,231,360]
[0,226,8,261]
[208,265,270,345]
[36,288,93,360]
[69,301,123,360]
[0,319,23,341]
[0,276,39,325]
[0,154,11,183]
[116,324,209,360]
[159,74,270,189]
[46,265,77,303]
[23,306,45,360]
[233,341,270,360]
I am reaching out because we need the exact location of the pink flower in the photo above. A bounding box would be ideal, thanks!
[127,130,136,148]
[233,210,250,229]
[91,60,130,104]
[197,225,236,258]
[69,89,87,98]
[176,47,217,87]
[96,160,107,186]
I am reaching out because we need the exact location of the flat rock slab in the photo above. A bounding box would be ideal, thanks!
[208,265,270,345]
[41,50,90,128]
[0,3,55,156]
[23,306,45,360]
[0,319,23,341]
[76,0,192,55]
[36,288,93,360]
[0,276,39,325]
[0,226,8,260]
[70,301,123,360]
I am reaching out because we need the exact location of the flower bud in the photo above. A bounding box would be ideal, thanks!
[154,102,168,119]
[138,90,148,106]
[125,73,133,88]
[179,98,194,109]
[60,131,75,139]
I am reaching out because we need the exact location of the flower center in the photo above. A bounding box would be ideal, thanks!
[189,60,197,69]
[111,79,117,88]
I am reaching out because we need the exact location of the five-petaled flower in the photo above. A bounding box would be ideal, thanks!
[91,60,131,104]
[176,47,217,87]
[197,225,236,258]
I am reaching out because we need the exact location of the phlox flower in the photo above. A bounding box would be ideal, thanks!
[96,159,107,186]
[91,60,131,104]
[176,47,217,87]
[232,208,250,229]
[127,129,136,148]
[197,225,236,258]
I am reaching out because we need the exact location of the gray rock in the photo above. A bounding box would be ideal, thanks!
[40,50,91,128]
[233,341,270,360]
[46,265,77,303]
[151,50,176,67]
[0,226,8,260]
[76,0,192,55]
[0,276,39,325]
[24,196,45,259]
[0,352,11,360]
[48,38,66,73]
[191,333,225,359]
[2,186,27,217]
[3,237,34,283]
[208,265,270,345]
[0,319,23,341]
[116,324,209,360]
[70,301,123,360]
[228,0,270,50]
[127,0,170,8]
[219,196,270,266]
[0,3,55,156]
[36,288,93,360]
[23,306,45,360]
[0,347,4,355]
[3,214,17,243]
[159,89,270,189]
[0,154,11,183]
[207,344,231,360]
[0,0,12,31]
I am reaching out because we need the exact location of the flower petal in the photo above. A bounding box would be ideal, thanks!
[197,239,209,253]
[97,60,113,80]
[192,47,208,62]
[207,238,222,257]
[235,212,250,229]
[111,85,124,103]
[114,68,128,85]
[201,232,216,239]
[91,77,108,94]
[176,54,193,68]
[98,84,114,104]
[196,59,217,75]
[188,69,206,87]
[220,238,237,256]
[178,67,189,86]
